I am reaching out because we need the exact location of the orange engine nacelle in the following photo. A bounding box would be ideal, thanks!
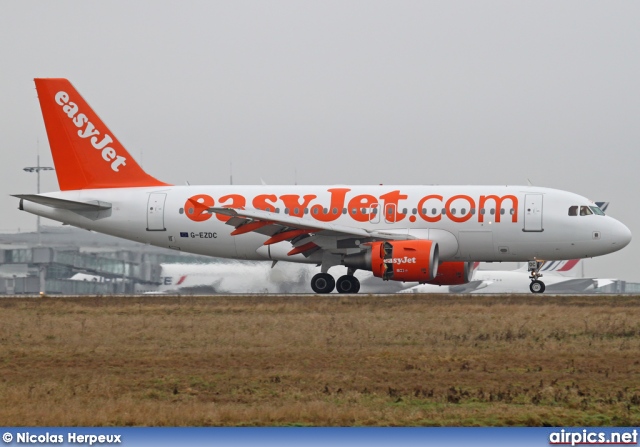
[368,240,439,282]
[424,261,474,286]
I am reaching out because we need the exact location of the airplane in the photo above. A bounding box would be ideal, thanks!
[13,79,632,294]
[399,259,617,294]
[71,262,314,294]
[145,262,312,294]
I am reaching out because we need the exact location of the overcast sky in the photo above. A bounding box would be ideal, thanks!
[1,1,639,281]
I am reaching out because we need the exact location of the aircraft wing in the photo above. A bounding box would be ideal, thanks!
[544,278,597,293]
[211,207,413,257]
[449,280,487,293]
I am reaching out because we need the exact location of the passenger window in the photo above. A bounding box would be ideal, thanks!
[580,206,593,216]
[568,206,578,216]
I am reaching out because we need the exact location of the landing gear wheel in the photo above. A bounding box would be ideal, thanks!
[311,273,335,294]
[336,275,360,294]
[530,280,546,294]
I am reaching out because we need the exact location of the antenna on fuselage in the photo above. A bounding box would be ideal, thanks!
[230,162,233,185]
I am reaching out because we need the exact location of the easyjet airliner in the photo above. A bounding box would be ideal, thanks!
[14,79,632,294]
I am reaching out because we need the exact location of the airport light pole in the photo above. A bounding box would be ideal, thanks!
[23,155,54,242]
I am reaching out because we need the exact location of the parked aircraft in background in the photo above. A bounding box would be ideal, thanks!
[399,259,616,294]
[15,79,632,293]
[72,262,312,294]
[72,262,398,294]
[142,262,313,294]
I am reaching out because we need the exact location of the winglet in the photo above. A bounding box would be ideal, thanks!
[34,78,170,190]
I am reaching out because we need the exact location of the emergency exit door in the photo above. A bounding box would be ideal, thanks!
[147,193,167,231]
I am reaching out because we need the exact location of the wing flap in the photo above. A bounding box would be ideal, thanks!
[210,207,410,241]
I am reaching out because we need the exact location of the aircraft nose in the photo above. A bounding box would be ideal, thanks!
[610,218,632,250]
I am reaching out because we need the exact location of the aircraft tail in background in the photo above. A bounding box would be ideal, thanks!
[513,259,582,277]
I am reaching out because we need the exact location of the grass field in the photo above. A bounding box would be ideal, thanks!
[0,294,639,426]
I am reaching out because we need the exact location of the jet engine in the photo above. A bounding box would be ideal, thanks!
[424,261,474,286]
[343,240,439,282]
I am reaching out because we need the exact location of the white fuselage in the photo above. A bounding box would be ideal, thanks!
[21,184,631,265]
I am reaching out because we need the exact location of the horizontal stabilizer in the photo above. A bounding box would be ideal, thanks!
[13,194,112,211]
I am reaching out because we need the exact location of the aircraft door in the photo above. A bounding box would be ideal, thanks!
[147,193,167,231]
[523,194,543,232]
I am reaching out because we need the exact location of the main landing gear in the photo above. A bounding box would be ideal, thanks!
[528,260,546,294]
[310,272,360,294]
[310,273,335,294]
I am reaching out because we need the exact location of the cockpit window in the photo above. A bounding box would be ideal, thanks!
[580,206,593,216]
[568,206,578,216]
[590,206,605,216]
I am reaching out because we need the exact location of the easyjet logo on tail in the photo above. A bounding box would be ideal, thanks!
[54,91,127,172]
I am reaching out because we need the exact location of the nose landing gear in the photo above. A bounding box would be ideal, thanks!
[528,260,546,293]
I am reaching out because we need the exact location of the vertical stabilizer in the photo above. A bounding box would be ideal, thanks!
[34,78,170,190]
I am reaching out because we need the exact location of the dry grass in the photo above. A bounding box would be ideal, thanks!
[0,294,639,426]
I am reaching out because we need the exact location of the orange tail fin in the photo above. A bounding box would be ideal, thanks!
[34,78,170,190]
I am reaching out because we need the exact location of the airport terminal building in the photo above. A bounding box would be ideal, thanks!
[0,226,214,295]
